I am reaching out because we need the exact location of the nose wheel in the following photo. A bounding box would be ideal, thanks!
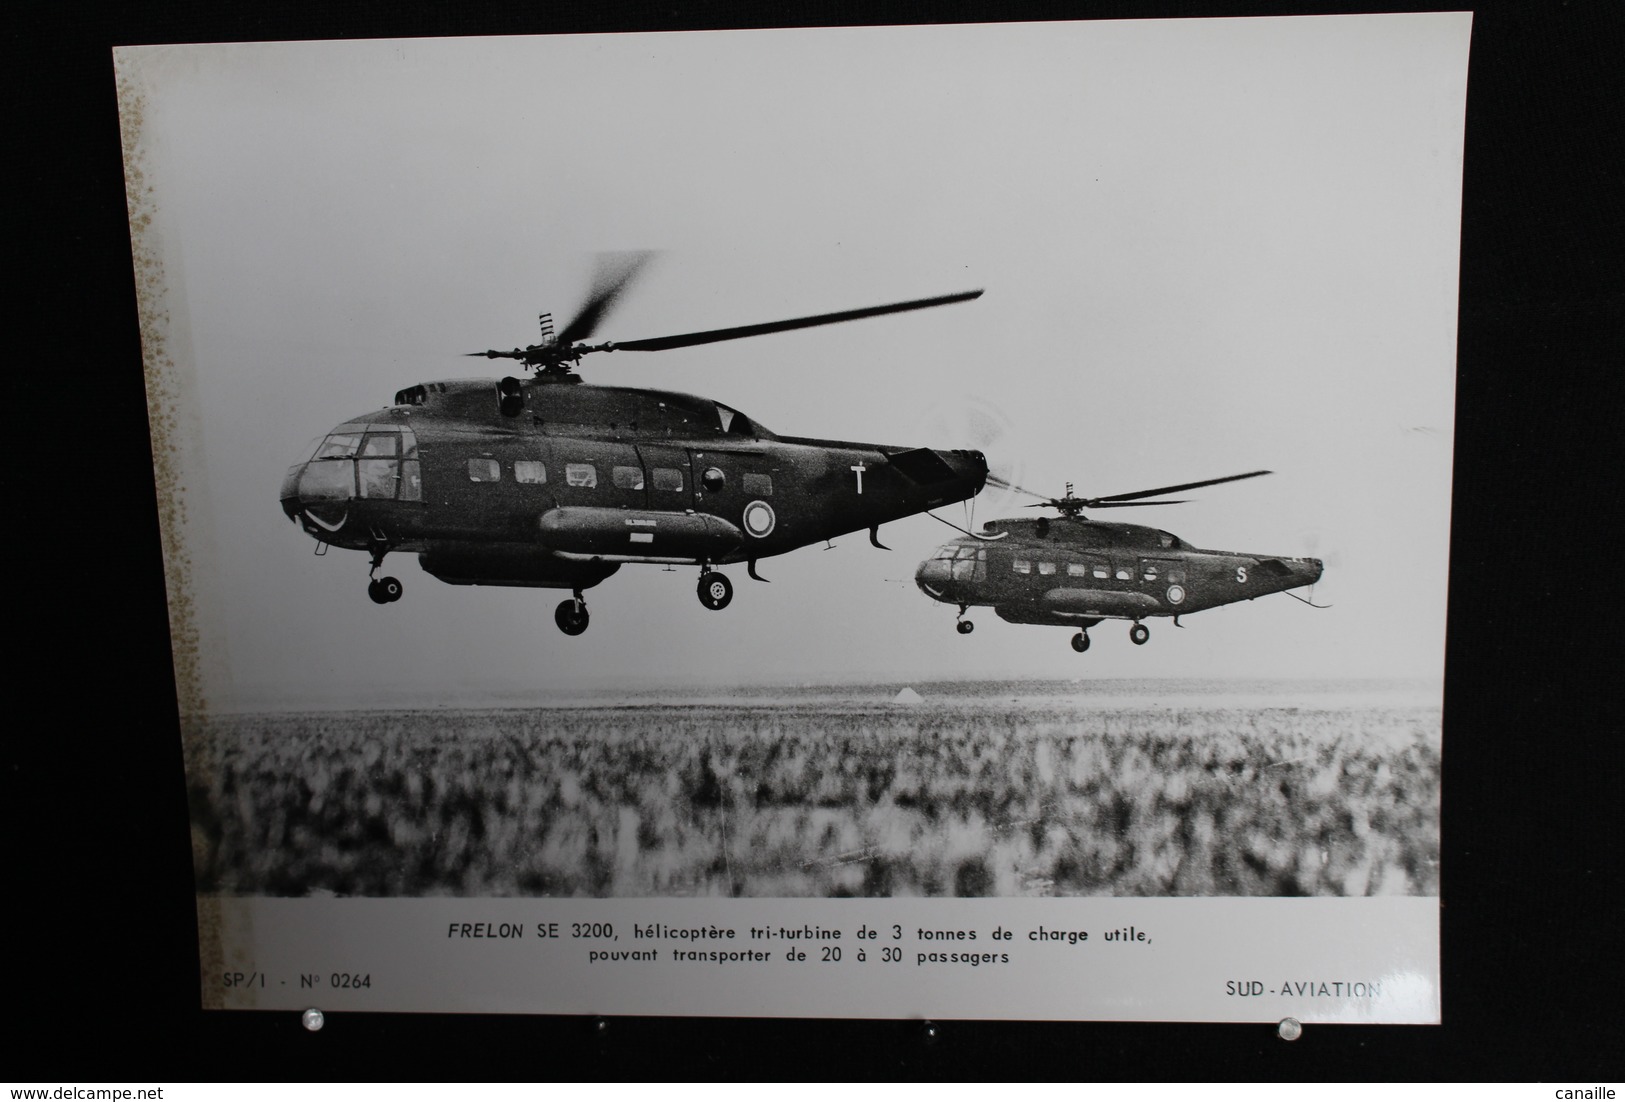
[1071,630,1090,653]
[697,570,733,611]
[1130,623,1150,645]
[555,593,590,636]
[365,544,401,604]
[954,603,974,634]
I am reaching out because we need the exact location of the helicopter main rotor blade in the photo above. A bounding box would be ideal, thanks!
[1088,469,1272,505]
[1022,498,1188,509]
[985,473,1054,501]
[1085,499,1191,508]
[607,289,984,353]
[557,251,657,346]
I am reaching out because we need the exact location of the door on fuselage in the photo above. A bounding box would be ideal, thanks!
[636,445,696,512]
[449,440,517,536]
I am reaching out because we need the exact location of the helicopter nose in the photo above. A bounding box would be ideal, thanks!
[281,431,358,530]
[280,463,304,520]
[915,556,953,599]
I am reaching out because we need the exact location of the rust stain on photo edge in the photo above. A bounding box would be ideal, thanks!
[116,51,228,998]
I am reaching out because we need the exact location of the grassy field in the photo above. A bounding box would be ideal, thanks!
[184,683,1440,897]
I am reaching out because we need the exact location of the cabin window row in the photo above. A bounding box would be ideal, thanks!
[1010,559,1182,583]
[1012,560,1074,576]
[467,459,670,489]
[465,458,773,497]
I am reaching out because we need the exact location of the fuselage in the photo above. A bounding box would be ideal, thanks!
[280,376,987,591]
[915,516,1322,627]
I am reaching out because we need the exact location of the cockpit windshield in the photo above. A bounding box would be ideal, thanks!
[930,542,986,575]
[296,425,421,502]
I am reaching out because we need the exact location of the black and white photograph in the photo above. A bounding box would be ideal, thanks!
[115,13,1468,1021]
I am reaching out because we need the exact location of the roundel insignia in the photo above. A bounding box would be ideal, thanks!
[742,500,776,538]
[1166,584,1186,605]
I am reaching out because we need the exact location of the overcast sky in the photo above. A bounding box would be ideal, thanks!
[117,15,1471,711]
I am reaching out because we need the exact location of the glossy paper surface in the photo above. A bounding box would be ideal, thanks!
[118,14,1467,1023]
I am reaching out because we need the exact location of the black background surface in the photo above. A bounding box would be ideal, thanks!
[11,0,1620,1081]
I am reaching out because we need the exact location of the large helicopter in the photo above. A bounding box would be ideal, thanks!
[279,256,989,635]
[914,470,1324,651]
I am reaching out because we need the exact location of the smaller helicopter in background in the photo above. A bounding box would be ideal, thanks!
[914,470,1325,652]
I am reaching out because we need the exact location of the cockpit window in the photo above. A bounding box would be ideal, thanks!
[315,432,363,459]
[361,433,399,457]
[400,459,421,501]
[297,460,354,501]
[358,459,397,498]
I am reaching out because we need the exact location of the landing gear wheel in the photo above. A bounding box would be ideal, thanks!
[1071,631,1090,653]
[956,620,975,635]
[554,598,589,636]
[367,579,389,605]
[697,571,733,611]
[379,576,402,603]
[1130,623,1150,646]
